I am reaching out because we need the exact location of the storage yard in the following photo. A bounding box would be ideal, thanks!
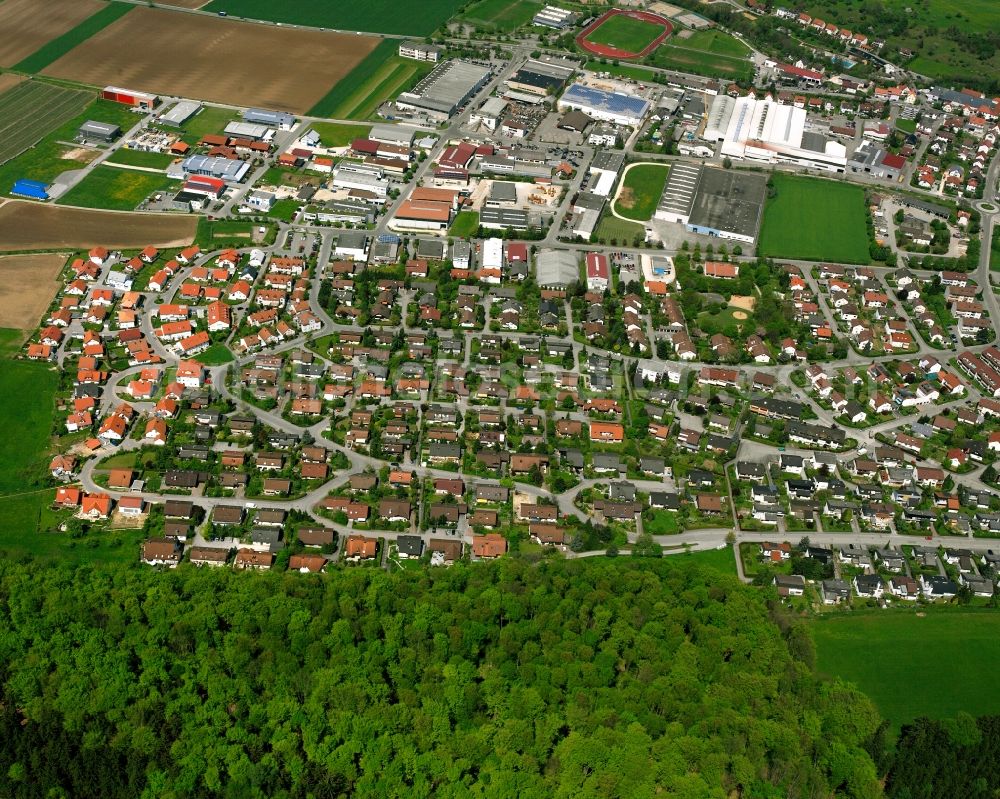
[0,0,105,67]
[0,201,196,251]
[40,8,381,113]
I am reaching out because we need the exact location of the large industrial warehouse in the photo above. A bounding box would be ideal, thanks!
[705,94,847,172]
[395,60,492,121]
[655,164,767,244]
[557,83,651,127]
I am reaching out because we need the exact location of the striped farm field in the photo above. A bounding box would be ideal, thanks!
[0,81,93,166]
[309,41,434,119]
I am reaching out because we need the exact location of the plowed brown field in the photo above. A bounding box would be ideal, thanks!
[42,7,380,113]
[0,253,66,330]
[0,0,104,67]
[0,201,196,251]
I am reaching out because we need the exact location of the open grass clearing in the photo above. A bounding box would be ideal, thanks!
[105,148,176,169]
[592,212,645,245]
[666,545,737,575]
[58,166,177,211]
[198,342,234,365]
[0,358,59,493]
[613,162,668,222]
[0,253,66,330]
[811,611,1000,733]
[585,14,666,53]
[758,174,870,263]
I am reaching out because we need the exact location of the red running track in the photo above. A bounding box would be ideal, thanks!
[576,9,673,60]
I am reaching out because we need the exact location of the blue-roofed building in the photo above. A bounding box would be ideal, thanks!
[243,108,296,130]
[11,179,49,200]
[557,83,651,126]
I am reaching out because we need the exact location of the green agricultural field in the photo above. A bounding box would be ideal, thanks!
[105,148,176,169]
[309,41,433,120]
[586,14,666,53]
[811,612,1000,732]
[0,81,93,167]
[758,174,870,263]
[459,0,542,30]
[650,45,753,81]
[202,0,464,36]
[613,163,668,221]
[0,357,58,494]
[0,97,142,197]
[14,2,134,73]
[57,166,176,211]
[449,210,480,238]
[308,122,372,148]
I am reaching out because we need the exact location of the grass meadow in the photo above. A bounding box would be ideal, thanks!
[758,174,870,263]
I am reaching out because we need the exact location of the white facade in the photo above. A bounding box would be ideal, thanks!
[482,238,504,270]
[706,95,847,172]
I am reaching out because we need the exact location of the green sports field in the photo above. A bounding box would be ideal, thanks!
[680,29,750,58]
[57,166,176,211]
[811,612,1000,731]
[650,44,753,81]
[458,0,542,30]
[613,163,668,222]
[202,0,463,36]
[758,174,870,263]
[585,14,666,53]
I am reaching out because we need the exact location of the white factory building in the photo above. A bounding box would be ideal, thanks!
[705,95,847,172]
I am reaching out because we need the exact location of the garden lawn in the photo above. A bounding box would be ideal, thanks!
[308,122,371,148]
[811,611,1000,732]
[586,14,665,53]
[449,211,479,237]
[58,166,175,211]
[758,174,870,263]
[105,148,176,169]
[593,212,645,245]
[614,163,668,221]
[198,343,234,365]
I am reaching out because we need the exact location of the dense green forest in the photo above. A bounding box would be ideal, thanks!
[0,558,886,798]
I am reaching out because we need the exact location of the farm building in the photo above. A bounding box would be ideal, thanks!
[655,164,766,244]
[11,179,49,201]
[77,121,121,144]
[158,101,202,127]
[558,83,650,127]
[396,60,492,121]
[243,108,295,130]
[399,42,442,62]
[705,95,847,172]
[102,86,158,110]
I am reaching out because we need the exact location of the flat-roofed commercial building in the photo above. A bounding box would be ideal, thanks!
[396,60,492,121]
[656,164,766,244]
